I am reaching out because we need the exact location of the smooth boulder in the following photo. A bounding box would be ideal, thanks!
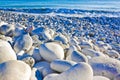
[0,60,31,80]
[50,59,76,72]
[89,57,120,79]
[39,42,64,62]
[0,40,16,63]
[44,62,93,80]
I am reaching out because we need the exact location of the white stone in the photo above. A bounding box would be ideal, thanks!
[50,59,76,72]
[42,28,53,40]
[95,41,112,53]
[0,60,31,80]
[69,38,79,45]
[44,62,93,80]
[39,42,64,62]
[54,33,68,44]
[32,48,42,62]
[66,45,77,56]
[74,44,81,51]
[66,51,88,62]
[14,33,33,53]
[82,48,105,58]
[31,35,42,47]
[27,46,42,62]
[49,29,55,37]
[89,57,120,79]
[80,41,93,49]
[13,25,25,37]
[0,40,16,63]
[106,50,120,58]
[34,61,54,77]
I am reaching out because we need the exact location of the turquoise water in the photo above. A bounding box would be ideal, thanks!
[0,0,120,11]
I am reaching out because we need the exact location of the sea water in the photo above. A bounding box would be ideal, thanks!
[0,0,120,11]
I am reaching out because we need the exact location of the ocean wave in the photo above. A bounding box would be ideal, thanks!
[0,8,120,17]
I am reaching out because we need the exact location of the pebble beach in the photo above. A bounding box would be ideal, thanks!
[0,5,120,80]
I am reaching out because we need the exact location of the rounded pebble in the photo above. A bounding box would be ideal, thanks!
[39,42,64,62]
[50,59,76,72]
[82,48,105,58]
[66,50,88,62]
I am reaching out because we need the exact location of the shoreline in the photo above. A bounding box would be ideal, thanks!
[0,9,120,53]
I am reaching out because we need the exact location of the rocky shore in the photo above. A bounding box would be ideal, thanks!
[0,9,120,80]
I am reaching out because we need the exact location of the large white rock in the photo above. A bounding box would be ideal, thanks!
[0,40,16,63]
[39,42,64,62]
[34,61,54,77]
[14,33,33,53]
[89,57,120,79]
[44,62,93,80]
[82,48,105,58]
[50,59,76,72]
[93,76,110,80]
[66,51,88,62]
[0,60,31,80]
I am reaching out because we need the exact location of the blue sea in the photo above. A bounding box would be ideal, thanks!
[0,0,120,11]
